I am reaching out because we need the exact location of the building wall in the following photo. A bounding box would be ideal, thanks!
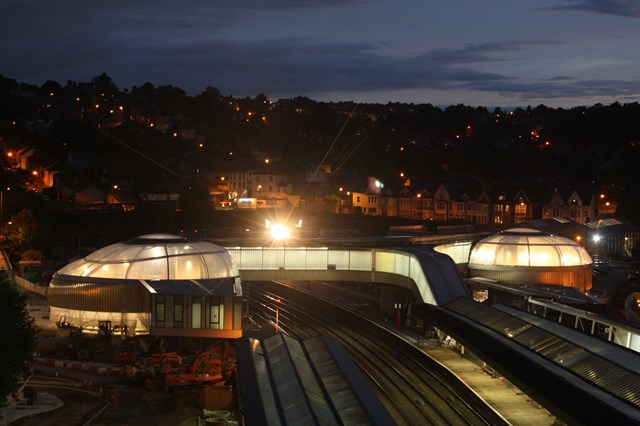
[150,294,243,339]
[468,266,592,292]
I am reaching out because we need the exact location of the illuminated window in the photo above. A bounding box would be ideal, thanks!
[210,304,224,329]
[174,298,183,327]
[155,295,165,327]
[192,302,201,328]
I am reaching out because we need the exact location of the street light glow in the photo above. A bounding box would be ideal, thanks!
[270,224,290,240]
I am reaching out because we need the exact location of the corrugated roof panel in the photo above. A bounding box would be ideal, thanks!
[570,355,640,407]
[535,339,574,359]
[238,334,391,426]
[253,345,283,426]
[512,325,553,348]
[445,299,640,410]
[283,334,338,425]
[264,335,316,426]
[303,336,371,425]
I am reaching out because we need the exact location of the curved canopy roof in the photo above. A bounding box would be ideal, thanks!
[55,234,238,280]
[469,228,592,268]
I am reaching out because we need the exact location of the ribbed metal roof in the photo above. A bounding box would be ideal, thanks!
[236,334,393,426]
[445,298,640,410]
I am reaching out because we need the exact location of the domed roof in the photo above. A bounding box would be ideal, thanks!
[55,234,238,280]
[469,228,592,267]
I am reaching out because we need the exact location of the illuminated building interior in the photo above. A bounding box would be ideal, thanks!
[468,228,593,291]
[48,234,243,337]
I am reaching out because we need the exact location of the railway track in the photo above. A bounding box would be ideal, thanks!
[248,280,507,426]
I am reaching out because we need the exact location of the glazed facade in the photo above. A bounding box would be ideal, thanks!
[48,234,243,337]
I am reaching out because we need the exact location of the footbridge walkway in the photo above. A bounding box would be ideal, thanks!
[225,242,473,307]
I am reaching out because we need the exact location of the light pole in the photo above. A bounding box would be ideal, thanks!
[275,298,281,333]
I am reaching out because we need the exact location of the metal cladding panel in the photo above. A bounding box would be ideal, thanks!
[48,276,149,312]
[407,255,433,304]
[144,278,236,296]
[468,267,591,292]
[406,248,471,305]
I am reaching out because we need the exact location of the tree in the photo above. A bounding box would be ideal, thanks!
[0,270,37,407]
[20,247,45,262]
[4,209,46,262]
[91,72,119,96]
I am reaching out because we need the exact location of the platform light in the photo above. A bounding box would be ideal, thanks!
[270,224,290,240]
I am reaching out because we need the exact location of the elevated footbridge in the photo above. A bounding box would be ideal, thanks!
[223,240,640,421]
[225,244,470,306]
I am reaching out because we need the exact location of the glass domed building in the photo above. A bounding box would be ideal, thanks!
[468,228,593,291]
[48,234,244,338]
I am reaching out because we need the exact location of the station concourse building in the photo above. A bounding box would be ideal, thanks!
[467,227,593,292]
[47,234,244,340]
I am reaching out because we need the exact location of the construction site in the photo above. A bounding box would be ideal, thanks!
[3,292,244,426]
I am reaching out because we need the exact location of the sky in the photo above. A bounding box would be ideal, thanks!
[1,0,640,108]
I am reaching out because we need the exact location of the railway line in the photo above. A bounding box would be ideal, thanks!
[248,280,507,426]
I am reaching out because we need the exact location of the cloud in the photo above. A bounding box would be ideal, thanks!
[540,1,640,18]
[466,77,640,104]
[1,1,638,107]
[105,37,521,96]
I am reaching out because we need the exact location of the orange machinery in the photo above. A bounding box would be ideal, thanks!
[164,341,236,390]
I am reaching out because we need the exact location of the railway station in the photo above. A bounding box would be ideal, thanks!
[10,228,640,424]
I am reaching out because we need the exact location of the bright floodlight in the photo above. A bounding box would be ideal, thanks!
[270,224,291,240]
[593,234,601,243]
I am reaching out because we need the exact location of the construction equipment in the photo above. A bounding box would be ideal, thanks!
[153,352,183,373]
[164,340,235,391]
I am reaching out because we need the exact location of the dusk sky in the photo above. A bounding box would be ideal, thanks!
[1,1,640,108]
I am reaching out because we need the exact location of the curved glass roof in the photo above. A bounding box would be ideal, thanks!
[55,234,239,280]
[469,228,592,267]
